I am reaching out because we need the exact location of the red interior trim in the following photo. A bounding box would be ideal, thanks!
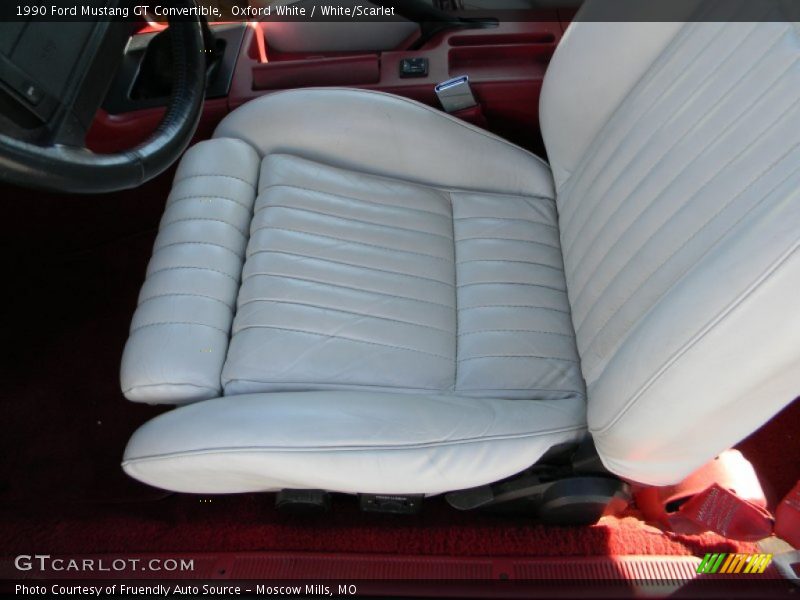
[88,19,563,151]
[249,21,268,64]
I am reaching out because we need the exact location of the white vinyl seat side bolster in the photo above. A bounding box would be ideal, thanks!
[589,221,800,485]
[543,16,800,484]
[120,139,260,404]
[213,88,555,200]
[539,21,684,191]
[122,392,586,494]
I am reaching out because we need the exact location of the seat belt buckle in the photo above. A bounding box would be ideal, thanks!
[435,75,478,113]
[668,483,774,541]
[633,449,774,541]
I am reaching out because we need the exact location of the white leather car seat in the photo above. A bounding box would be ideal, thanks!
[120,11,800,494]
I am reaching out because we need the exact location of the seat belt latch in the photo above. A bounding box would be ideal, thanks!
[435,75,478,113]
[668,483,774,541]
[634,450,774,541]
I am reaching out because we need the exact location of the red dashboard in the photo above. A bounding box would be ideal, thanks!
[87,17,569,154]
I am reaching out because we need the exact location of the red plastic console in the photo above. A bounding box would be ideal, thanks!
[252,54,381,89]
[232,19,563,138]
[89,17,568,152]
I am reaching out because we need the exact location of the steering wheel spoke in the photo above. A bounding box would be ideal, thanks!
[0,4,206,193]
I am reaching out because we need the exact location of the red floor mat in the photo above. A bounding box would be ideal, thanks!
[0,495,755,557]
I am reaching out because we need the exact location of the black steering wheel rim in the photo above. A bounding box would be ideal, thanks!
[0,12,206,195]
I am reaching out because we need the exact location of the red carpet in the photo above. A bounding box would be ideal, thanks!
[0,495,755,557]
[0,177,792,560]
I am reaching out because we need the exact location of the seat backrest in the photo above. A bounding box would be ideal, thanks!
[540,6,800,484]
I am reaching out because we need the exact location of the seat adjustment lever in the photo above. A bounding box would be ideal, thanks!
[359,494,424,515]
[276,489,331,514]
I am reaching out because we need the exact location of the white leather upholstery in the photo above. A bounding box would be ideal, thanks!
[222,152,581,399]
[541,19,800,483]
[123,392,585,494]
[121,89,587,493]
[120,139,260,403]
[213,88,554,198]
[122,13,800,493]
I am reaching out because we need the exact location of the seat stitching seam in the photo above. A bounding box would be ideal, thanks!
[558,22,706,226]
[592,239,800,435]
[122,382,217,394]
[240,272,454,308]
[250,226,451,261]
[458,329,573,339]
[258,183,451,218]
[167,195,251,211]
[161,218,248,237]
[456,387,585,395]
[130,322,229,335]
[149,266,238,283]
[137,293,233,309]
[568,37,797,287]
[122,426,587,462]
[458,305,570,315]
[173,174,256,188]
[254,88,553,168]
[458,236,560,250]
[236,298,454,334]
[261,153,456,197]
[231,324,455,361]
[446,189,554,202]
[453,216,557,229]
[573,55,800,315]
[576,114,800,337]
[458,355,579,364]
[581,145,800,354]
[255,205,452,240]
[223,378,444,392]
[456,259,563,271]
[259,153,554,203]
[246,250,453,286]
[563,22,765,246]
[222,377,585,396]
[557,20,708,215]
[457,282,567,293]
[450,190,459,393]
[153,241,242,258]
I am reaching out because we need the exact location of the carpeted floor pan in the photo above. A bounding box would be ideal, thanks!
[0,494,756,557]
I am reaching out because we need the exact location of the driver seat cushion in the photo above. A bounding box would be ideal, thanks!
[119,97,589,494]
[223,152,583,399]
[122,93,585,405]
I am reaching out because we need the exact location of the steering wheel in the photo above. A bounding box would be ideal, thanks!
[0,4,206,194]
